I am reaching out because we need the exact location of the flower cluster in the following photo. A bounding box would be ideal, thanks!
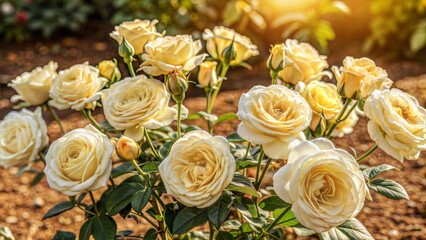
[1,18,423,240]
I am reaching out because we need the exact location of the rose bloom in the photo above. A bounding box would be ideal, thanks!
[102,75,185,140]
[8,61,58,106]
[237,85,312,159]
[278,39,330,85]
[273,138,367,232]
[159,130,235,208]
[110,19,162,55]
[332,57,393,99]
[202,26,259,65]
[139,35,207,76]
[0,108,48,168]
[49,63,107,110]
[297,81,342,131]
[44,125,113,196]
[364,89,426,162]
[198,61,218,87]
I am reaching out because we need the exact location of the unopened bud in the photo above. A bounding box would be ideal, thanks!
[198,61,218,88]
[98,60,121,82]
[267,44,285,71]
[166,69,188,102]
[116,136,141,161]
[118,38,135,61]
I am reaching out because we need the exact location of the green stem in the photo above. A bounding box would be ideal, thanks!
[76,203,96,216]
[256,204,292,240]
[205,88,213,134]
[270,70,278,85]
[109,176,117,188]
[131,210,159,229]
[126,59,136,77]
[177,101,183,138]
[357,145,378,163]
[244,143,251,158]
[88,191,99,216]
[144,128,161,160]
[325,98,353,138]
[84,110,109,136]
[209,222,216,240]
[38,153,46,166]
[255,157,272,190]
[207,63,229,114]
[254,149,265,184]
[46,104,66,134]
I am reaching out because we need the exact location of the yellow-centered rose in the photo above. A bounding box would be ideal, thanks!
[49,63,107,110]
[332,57,393,99]
[0,108,48,168]
[237,85,312,159]
[198,61,218,87]
[8,61,58,106]
[110,19,162,55]
[202,26,259,65]
[44,125,113,196]
[364,89,426,162]
[159,130,235,208]
[273,138,367,232]
[139,35,207,76]
[278,39,330,85]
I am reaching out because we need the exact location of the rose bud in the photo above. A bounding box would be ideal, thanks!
[98,60,121,82]
[116,135,141,161]
[198,61,218,88]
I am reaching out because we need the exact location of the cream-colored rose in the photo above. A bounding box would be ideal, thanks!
[202,26,259,65]
[102,75,186,139]
[198,61,218,87]
[49,63,107,110]
[278,39,330,85]
[273,138,367,232]
[332,57,393,99]
[364,89,426,162]
[297,81,342,131]
[159,130,235,208]
[0,108,48,168]
[44,125,113,196]
[237,85,312,159]
[98,60,121,81]
[110,19,162,55]
[267,43,285,71]
[139,35,207,76]
[331,102,359,138]
[8,61,58,106]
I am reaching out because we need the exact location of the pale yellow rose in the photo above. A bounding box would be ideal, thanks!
[332,57,393,99]
[44,125,113,196]
[49,63,107,110]
[198,61,218,87]
[364,89,426,162]
[102,75,187,139]
[0,108,48,168]
[98,60,121,81]
[110,19,162,55]
[267,43,285,71]
[237,85,312,159]
[159,130,235,208]
[139,35,207,76]
[297,81,342,131]
[8,61,58,106]
[278,39,330,85]
[202,26,259,65]
[273,138,367,232]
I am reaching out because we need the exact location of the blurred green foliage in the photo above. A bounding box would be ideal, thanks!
[364,0,426,55]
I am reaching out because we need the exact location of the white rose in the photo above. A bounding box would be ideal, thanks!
[202,26,259,65]
[273,138,367,232]
[364,89,426,162]
[159,130,235,208]
[110,19,162,55]
[278,39,331,85]
[44,125,113,196]
[102,75,186,139]
[139,35,207,76]
[8,61,58,106]
[49,63,107,110]
[0,108,48,168]
[237,85,312,159]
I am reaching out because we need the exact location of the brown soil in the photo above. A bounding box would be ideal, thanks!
[1,31,426,239]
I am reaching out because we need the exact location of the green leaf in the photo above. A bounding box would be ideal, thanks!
[226,132,245,142]
[144,228,158,240]
[91,215,117,240]
[52,230,76,240]
[410,22,426,53]
[159,141,173,159]
[273,207,299,227]
[227,174,259,197]
[111,161,134,178]
[116,230,132,237]
[131,187,152,212]
[368,178,409,200]
[259,195,290,211]
[187,111,217,122]
[172,207,208,234]
[319,218,373,240]
[208,192,233,228]
[43,201,74,220]
[99,119,116,133]
[30,172,45,187]
[142,161,160,173]
[236,158,258,170]
[293,224,316,236]
[363,164,397,180]
[216,231,234,240]
[106,182,146,215]
[79,217,94,240]
[213,113,238,125]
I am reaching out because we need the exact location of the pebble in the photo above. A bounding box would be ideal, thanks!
[388,229,399,237]
[5,216,18,224]
[33,197,45,208]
